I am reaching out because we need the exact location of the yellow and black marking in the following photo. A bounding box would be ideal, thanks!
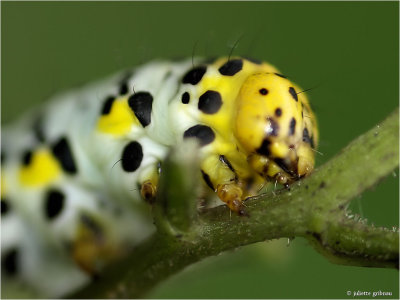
[97,89,154,136]
[97,96,138,136]
[96,56,317,214]
[18,136,78,188]
[179,57,318,213]
[1,56,318,297]
[18,148,62,187]
[1,174,10,216]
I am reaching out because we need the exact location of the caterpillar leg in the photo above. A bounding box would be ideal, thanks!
[140,180,157,202]
[201,154,249,215]
[71,212,118,274]
[216,183,247,215]
[138,163,160,203]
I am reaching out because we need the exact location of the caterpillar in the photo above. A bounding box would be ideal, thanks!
[1,56,318,297]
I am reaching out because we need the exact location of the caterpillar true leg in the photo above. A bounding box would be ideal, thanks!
[138,163,160,203]
[200,154,249,215]
[140,180,157,203]
[216,183,246,215]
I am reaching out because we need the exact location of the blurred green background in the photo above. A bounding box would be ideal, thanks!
[2,1,398,299]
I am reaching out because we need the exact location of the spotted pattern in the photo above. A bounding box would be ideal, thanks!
[52,137,77,174]
[303,128,315,148]
[181,92,190,104]
[183,125,215,146]
[128,92,153,127]
[44,189,65,220]
[182,66,207,85]
[257,139,271,156]
[198,91,222,114]
[101,96,116,115]
[289,87,298,102]
[22,150,33,166]
[2,248,18,276]
[119,83,128,95]
[121,141,143,172]
[302,128,312,145]
[289,118,296,135]
[0,57,318,297]
[218,59,243,76]
[1,198,10,215]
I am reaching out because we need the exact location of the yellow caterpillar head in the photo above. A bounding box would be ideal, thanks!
[234,73,318,184]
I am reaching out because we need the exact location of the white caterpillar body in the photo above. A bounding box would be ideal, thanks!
[1,57,318,297]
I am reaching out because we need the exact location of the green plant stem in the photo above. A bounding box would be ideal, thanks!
[71,109,399,299]
[307,217,398,269]
[153,140,200,235]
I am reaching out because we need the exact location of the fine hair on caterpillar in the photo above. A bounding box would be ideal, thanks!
[227,33,244,62]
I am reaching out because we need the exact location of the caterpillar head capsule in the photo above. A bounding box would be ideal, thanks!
[234,73,318,185]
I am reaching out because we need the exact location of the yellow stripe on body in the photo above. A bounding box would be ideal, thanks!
[96,97,139,136]
[19,149,62,187]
